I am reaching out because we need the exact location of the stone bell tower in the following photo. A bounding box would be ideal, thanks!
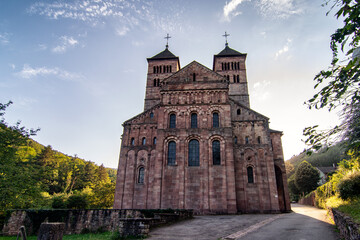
[213,32,249,107]
[144,35,180,111]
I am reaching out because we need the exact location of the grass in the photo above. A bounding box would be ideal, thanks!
[0,232,147,240]
[0,232,113,240]
[337,198,360,224]
[325,196,360,224]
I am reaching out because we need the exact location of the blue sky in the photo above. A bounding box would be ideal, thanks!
[0,0,343,168]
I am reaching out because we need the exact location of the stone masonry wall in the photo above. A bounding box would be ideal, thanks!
[330,208,360,240]
[1,209,193,237]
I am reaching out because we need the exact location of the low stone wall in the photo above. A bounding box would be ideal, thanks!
[298,192,316,207]
[329,208,360,240]
[1,209,193,237]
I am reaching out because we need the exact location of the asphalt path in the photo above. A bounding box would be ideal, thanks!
[147,204,340,240]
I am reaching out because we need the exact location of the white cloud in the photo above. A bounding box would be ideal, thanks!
[9,64,16,70]
[38,44,48,51]
[221,0,303,22]
[116,26,129,36]
[0,33,10,45]
[52,36,79,53]
[28,0,184,33]
[253,80,271,101]
[275,38,292,59]
[16,64,83,81]
[223,0,248,22]
[256,0,302,19]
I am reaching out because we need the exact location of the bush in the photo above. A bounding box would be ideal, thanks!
[338,171,360,200]
[66,194,89,209]
[51,196,67,209]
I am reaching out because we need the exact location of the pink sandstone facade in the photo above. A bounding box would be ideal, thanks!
[113,43,291,214]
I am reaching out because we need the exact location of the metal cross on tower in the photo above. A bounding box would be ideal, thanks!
[165,33,171,49]
[223,31,230,47]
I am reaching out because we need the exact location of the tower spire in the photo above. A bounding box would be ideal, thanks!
[222,31,230,47]
[164,33,171,49]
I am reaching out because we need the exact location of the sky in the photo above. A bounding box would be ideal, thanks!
[0,0,344,168]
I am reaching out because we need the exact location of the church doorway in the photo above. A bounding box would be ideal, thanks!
[275,165,286,212]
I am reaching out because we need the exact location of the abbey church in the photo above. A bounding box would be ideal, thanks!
[113,37,291,214]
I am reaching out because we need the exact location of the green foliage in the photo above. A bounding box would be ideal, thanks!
[287,174,301,202]
[304,0,360,153]
[52,195,67,209]
[0,101,117,210]
[338,171,360,200]
[295,161,320,195]
[66,194,89,209]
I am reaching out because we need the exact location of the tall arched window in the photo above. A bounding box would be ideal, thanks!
[245,136,249,144]
[138,167,145,184]
[237,109,241,115]
[191,113,197,128]
[234,137,237,144]
[213,112,219,128]
[188,139,199,166]
[142,137,146,145]
[257,136,261,144]
[212,140,221,165]
[131,138,135,146]
[193,73,196,82]
[247,166,254,183]
[153,137,157,145]
[169,113,176,128]
[168,141,176,166]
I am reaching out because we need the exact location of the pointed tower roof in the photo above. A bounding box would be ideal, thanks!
[215,45,246,57]
[148,47,178,60]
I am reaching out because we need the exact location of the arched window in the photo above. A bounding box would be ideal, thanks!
[168,141,176,166]
[153,66,156,73]
[193,73,196,82]
[191,113,197,128]
[153,79,157,86]
[157,79,160,86]
[237,75,240,83]
[150,112,154,118]
[138,167,145,184]
[153,137,157,145]
[245,136,249,144]
[237,62,240,70]
[234,137,237,144]
[188,139,199,166]
[233,75,236,83]
[142,137,146,145]
[247,166,254,183]
[169,113,176,128]
[257,136,261,144]
[213,112,219,128]
[221,63,224,70]
[231,62,234,70]
[131,138,135,146]
[237,109,241,115]
[212,140,221,165]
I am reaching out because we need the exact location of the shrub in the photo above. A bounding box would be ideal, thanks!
[338,171,360,200]
[51,196,67,209]
[66,194,89,209]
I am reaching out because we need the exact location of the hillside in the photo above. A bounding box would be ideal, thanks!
[287,143,347,169]
[0,119,116,210]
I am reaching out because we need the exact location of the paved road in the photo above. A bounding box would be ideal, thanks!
[147,204,340,240]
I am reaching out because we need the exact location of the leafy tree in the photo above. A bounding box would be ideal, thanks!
[285,161,295,177]
[304,0,360,152]
[288,174,301,202]
[0,101,42,210]
[66,194,89,209]
[295,161,320,195]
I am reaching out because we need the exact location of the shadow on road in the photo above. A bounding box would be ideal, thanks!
[147,204,339,240]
